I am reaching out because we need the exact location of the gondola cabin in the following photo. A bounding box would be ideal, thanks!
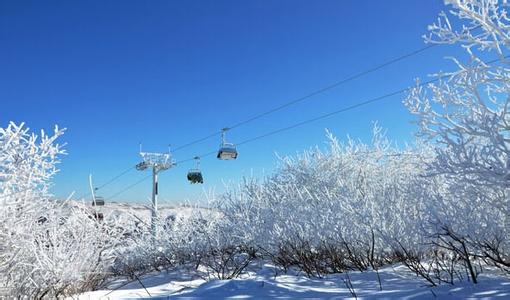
[187,169,203,184]
[217,143,238,160]
[217,128,238,160]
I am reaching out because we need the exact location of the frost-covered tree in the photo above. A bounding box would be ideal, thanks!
[0,122,65,204]
[405,0,510,236]
[0,122,122,298]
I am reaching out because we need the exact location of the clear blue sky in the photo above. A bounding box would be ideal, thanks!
[1,0,460,203]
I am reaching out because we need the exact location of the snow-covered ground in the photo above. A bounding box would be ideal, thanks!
[76,264,510,299]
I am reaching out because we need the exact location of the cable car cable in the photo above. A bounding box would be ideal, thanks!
[95,166,136,191]
[173,132,222,152]
[176,54,505,165]
[174,83,435,164]
[171,43,438,152]
[227,45,437,131]
[107,174,152,201]
[175,88,409,164]
[171,25,483,153]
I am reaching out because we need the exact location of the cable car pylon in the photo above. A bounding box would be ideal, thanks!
[136,143,174,238]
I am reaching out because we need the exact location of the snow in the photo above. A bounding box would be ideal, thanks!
[76,264,510,299]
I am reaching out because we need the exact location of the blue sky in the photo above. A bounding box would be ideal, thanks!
[0,0,461,203]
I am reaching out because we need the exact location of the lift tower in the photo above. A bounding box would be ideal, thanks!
[136,144,173,237]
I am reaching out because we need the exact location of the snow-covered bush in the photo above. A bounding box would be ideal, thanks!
[216,127,436,276]
[0,122,122,298]
[159,208,256,280]
[111,205,239,279]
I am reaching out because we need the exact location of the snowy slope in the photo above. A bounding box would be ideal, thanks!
[76,264,510,299]
[72,200,207,223]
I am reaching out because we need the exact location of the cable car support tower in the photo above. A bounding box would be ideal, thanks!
[136,144,174,238]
